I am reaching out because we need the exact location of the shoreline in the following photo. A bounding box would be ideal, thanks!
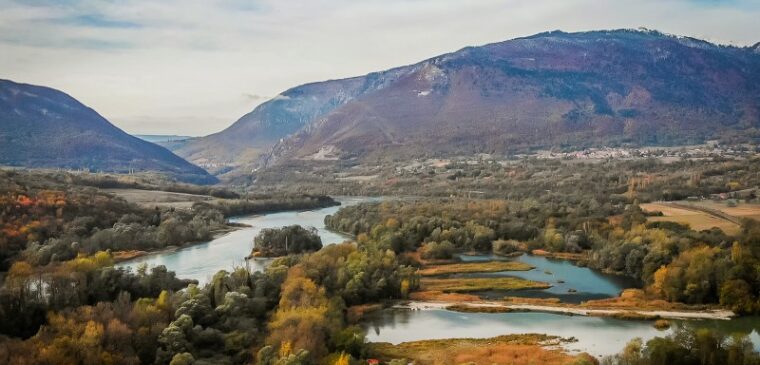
[395,300,735,320]
[112,224,245,263]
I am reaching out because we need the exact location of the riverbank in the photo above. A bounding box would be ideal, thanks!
[395,300,735,320]
[368,334,593,365]
[112,197,376,284]
[112,224,245,263]
[420,277,551,293]
[418,261,533,276]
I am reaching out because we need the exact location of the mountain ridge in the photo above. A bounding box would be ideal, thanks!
[0,79,217,184]
[170,29,760,174]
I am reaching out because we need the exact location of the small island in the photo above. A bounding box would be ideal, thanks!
[248,224,323,258]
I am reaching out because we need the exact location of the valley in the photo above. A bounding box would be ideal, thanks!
[1,22,760,365]
[109,198,759,360]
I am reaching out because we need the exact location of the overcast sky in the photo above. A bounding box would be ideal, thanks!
[1,0,759,136]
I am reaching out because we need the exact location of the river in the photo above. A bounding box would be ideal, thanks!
[362,308,760,358]
[117,196,378,284]
[117,197,760,358]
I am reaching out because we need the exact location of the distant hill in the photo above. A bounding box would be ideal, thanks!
[173,29,760,175]
[0,79,216,184]
[135,134,192,143]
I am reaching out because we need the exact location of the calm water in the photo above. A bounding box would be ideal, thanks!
[117,197,378,284]
[459,253,639,303]
[362,308,760,358]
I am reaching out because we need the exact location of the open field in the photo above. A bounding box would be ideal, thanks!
[640,202,741,235]
[418,261,533,276]
[104,188,218,209]
[420,277,551,293]
[368,334,589,365]
[682,200,760,222]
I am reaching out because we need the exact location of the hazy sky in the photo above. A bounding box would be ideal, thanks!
[2,0,759,136]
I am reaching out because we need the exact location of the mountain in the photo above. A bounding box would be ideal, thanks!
[0,79,217,184]
[174,29,760,172]
[172,77,376,173]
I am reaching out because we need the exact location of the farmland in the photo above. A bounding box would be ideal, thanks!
[640,202,742,235]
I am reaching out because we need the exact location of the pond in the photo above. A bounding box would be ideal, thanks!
[116,196,378,284]
[458,253,639,303]
[362,308,760,358]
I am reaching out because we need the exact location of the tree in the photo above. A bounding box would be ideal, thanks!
[267,267,340,362]
[252,226,322,257]
[170,352,195,365]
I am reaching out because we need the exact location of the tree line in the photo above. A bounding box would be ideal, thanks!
[325,198,760,313]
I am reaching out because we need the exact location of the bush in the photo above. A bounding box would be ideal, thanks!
[492,239,524,256]
[421,241,456,260]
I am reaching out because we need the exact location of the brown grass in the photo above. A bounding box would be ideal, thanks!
[640,203,741,235]
[591,311,660,321]
[346,303,384,323]
[111,250,149,262]
[420,277,551,293]
[409,290,481,302]
[687,201,760,222]
[104,188,218,209]
[654,319,671,330]
[418,261,533,276]
[503,296,563,305]
[581,289,713,311]
[368,334,591,365]
[531,249,589,261]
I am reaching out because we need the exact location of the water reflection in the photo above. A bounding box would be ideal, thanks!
[362,308,760,358]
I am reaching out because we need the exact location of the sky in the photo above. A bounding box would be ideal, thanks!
[1,0,759,136]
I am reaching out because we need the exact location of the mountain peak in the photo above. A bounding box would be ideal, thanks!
[517,28,722,49]
[0,79,216,184]
[170,30,760,176]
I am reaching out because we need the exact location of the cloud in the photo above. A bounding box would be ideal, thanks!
[242,93,271,102]
[53,14,142,29]
[1,0,759,135]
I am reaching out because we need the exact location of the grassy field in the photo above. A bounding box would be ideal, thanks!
[368,334,591,365]
[420,277,551,292]
[640,202,741,235]
[418,261,533,276]
[686,201,760,222]
[104,188,218,209]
